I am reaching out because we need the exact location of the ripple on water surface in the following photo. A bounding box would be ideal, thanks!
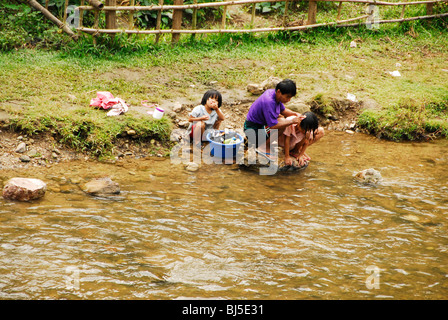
[1,133,448,299]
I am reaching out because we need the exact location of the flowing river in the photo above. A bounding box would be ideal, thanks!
[1,131,447,299]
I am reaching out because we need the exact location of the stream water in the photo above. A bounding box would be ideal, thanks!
[0,131,447,300]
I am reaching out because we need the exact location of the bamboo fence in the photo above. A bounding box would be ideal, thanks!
[31,0,448,43]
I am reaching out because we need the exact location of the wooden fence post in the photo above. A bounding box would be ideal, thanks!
[426,3,434,15]
[86,0,104,9]
[250,3,256,27]
[93,8,99,44]
[105,0,117,35]
[63,0,69,22]
[221,5,228,29]
[172,0,184,44]
[129,0,135,30]
[191,0,198,39]
[283,0,289,26]
[307,1,317,25]
[155,0,164,44]
[337,2,343,21]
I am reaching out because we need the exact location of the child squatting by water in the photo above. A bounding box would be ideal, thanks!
[187,89,225,147]
[278,111,324,166]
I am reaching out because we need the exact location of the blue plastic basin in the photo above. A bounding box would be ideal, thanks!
[206,131,244,159]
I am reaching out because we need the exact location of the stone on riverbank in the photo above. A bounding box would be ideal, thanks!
[2,177,47,201]
[82,177,120,196]
[247,76,282,95]
[15,142,27,153]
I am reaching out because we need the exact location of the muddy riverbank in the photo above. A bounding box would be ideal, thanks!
[1,91,367,171]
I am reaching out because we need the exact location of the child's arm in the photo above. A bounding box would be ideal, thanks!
[188,114,209,122]
[214,107,225,122]
[210,103,225,129]
[271,113,306,130]
[295,138,310,166]
[189,105,209,123]
[283,135,293,166]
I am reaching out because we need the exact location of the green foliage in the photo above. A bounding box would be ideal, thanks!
[134,0,223,29]
[135,0,173,28]
[358,99,448,141]
[1,3,38,51]
[63,33,152,59]
[2,0,448,147]
[310,93,335,116]
[256,2,284,14]
[0,1,71,51]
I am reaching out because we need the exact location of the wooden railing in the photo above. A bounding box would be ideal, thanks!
[30,0,448,43]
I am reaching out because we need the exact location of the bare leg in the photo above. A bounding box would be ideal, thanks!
[213,119,223,130]
[192,121,205,149]
[257,126,285,159]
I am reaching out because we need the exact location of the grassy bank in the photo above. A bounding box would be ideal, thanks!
[1,18,448,157]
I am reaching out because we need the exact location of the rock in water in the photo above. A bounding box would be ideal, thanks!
[277,160,309,172]
[185,162,200,172]
[82,177,120,196]
[239,149,308,174]
[355,168,382,184]
[2,177,47,201]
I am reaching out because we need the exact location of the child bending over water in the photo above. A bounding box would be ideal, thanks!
[278,111,324,166]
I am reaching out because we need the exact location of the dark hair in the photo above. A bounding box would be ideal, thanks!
[201,89,222,108]
[275,79,297,97]
[300,111,319,134]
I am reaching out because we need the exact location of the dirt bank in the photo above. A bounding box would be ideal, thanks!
[0,86,366,171]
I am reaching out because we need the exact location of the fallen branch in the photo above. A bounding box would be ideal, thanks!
[26,0,78,40]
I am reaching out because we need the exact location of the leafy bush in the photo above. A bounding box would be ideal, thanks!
[358,99,448,141]
[0,1,70,51]
[134,0,223,29]
[256,2,284,14]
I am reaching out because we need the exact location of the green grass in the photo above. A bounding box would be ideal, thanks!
[3,102,172,158]
[358,97,448,140]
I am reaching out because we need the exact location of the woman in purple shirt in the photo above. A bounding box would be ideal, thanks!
[244,79,305,160]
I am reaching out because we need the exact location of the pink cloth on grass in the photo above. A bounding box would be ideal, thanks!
[90,91,126,110]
